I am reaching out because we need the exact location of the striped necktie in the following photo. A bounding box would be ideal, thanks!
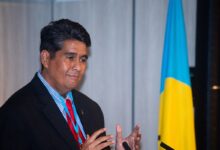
[65,99,85,147]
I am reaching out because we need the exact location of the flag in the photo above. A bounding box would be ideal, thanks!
[158,0,196,149]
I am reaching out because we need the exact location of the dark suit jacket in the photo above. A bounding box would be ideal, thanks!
[0,74,108,150]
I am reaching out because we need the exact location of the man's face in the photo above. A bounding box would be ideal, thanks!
[41,40,88,96]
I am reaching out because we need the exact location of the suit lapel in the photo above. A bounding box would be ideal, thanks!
[31,74,78,149]
[72,90,88,135]
[43,101,78,149]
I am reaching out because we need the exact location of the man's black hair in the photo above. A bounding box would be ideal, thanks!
[40,19,91,58]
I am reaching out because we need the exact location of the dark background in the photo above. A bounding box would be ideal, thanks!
[192,0,220,149]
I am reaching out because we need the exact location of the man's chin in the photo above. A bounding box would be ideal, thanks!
[67,83,79,90]
[66,79,82,90]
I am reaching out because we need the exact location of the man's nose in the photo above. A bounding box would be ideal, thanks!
[73,59,81,71]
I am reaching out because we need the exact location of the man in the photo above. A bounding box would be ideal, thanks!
[0,19,141,150]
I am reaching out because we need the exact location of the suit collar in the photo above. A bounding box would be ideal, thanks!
[30,74,79,149]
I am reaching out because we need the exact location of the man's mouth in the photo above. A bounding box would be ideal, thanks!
[67,74,79,80]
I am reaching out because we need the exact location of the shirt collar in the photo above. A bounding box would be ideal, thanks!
[37,71,73,112]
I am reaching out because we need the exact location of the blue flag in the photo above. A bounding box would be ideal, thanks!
[158,0,196,149]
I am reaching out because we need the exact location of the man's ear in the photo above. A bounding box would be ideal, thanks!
[40,50,50,69]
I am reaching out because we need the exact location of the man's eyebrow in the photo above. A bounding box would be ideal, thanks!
[64,52,88,58]
[64,52,76,55]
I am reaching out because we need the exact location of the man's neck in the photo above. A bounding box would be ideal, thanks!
[39,71,68,98]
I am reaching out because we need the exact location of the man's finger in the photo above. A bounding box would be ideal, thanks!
[92,134,113,146]
[86,128,107,144]
[116,124,123,143]
[133,125,140,133]
[81,131,114,150]
[82,134,114,150]
[96,140,115,150]
[131,125,140,137]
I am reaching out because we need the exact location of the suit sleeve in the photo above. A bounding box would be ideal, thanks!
[93,103,111,150]
[0,111,31,150]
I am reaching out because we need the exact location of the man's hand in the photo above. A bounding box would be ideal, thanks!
[116,124,141,150]
[80,128,114,150]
